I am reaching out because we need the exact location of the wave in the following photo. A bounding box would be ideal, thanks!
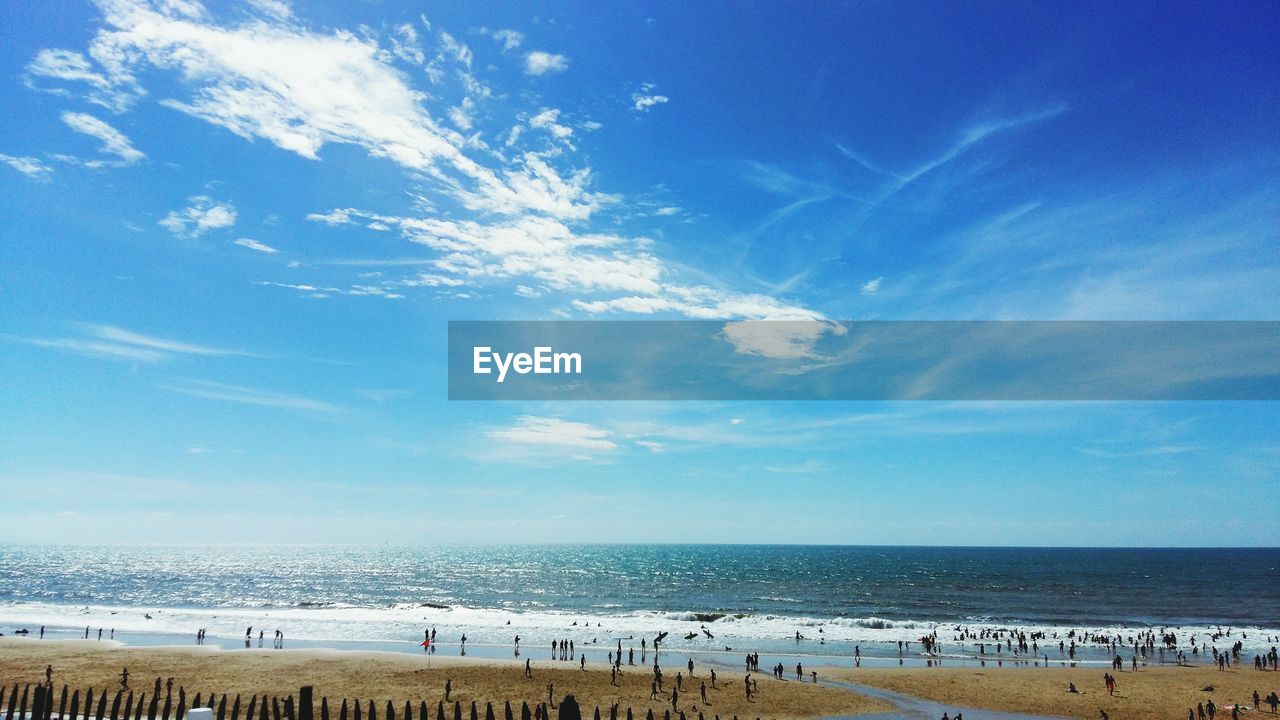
[4,599,1276,659]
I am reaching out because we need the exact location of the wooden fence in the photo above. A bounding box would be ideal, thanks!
[2,684,735,720]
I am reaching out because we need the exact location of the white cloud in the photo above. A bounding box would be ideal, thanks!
[234,237,278,253]
[632,83,668,113]
[24,48,136,111]
[161,379,340,412]
[61,112,145,165]
[861,276,883,295]
[634,440,664,453]
[529,108,573,140]
[246,0,290,20]
[654,206,679,216]
[9,323,251,362]
[0,153,53,181]
[490,29,523,52]
[390,22,424,65]
[306,208,356,226]
[524,51,568,76]
[514,285,540,298]
[488,415,615,450]
[160,196,237,237]
[257,280,405,299]
[42,2,833,353]
[51,1,593,221]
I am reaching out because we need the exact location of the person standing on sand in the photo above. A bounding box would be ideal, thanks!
[525,659,532,678]
[710,669,716,689]
[40,626,44,639]
[444,679,452,701]
[699,682,706,705]
[743,676,752,701]
[670,687,678,711]
[120,668,129,689]
[45,665,52,685]
[1208,699,1217,720]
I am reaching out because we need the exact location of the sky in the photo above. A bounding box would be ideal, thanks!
[1,0,1277,546]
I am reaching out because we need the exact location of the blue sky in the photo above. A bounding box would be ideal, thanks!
[1,0,1277,545]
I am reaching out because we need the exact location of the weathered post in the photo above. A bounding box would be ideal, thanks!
[32,685,46,720]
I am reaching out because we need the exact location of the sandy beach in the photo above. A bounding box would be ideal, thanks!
[833,664,1280,719]
[0,640,890,720]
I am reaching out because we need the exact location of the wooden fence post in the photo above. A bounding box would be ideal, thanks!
[299,687,313,720]
[32,685,46,720]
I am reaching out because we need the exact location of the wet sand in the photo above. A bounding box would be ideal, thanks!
[831,664,1279,720]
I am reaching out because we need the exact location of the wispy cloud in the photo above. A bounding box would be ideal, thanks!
[61,112,145,166]
[160,379,341,412]
[24,48,135,111]
[0,153,53,181]
[234,237,279,254]
[1078,445,1200,459]
[488,416,616,450]
[9,323,254,362]
[632,83,669,112]
[160,196,237,238]
[488,29,523,52]
[860,277,883,295]
[524,51,568,76]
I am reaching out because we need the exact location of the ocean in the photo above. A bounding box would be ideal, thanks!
[2,545,1277,667]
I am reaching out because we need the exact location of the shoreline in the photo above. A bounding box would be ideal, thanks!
[6,601,1275,672]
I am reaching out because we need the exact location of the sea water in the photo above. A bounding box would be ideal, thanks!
[2,545,1276,667]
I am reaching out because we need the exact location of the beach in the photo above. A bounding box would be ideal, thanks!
[0,640,891,720]
[833,665,1280,719]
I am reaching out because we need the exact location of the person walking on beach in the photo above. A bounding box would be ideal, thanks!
[650,681,658,700]
[445,679,452,701]
[688,658,694,677]
[525,659,533,678]
[743,675,752,702]
[45,665,52,685]
[710,669,716,689]
[1208,699,1217,720]
[40,626,44,640]
[699,682,707,705]
[670,687,678,711]
[120,667,129,689]
[795,663,803,681]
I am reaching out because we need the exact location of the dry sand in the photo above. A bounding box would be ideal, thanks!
[0,640,890,720]
[833,664,1280,719]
